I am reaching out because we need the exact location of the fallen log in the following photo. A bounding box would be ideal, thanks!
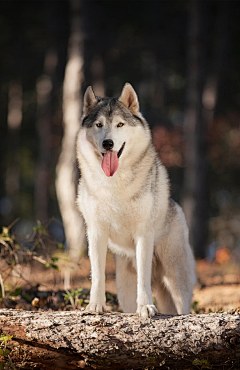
[0,308,239,369]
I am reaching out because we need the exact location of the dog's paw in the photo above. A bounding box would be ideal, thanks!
[137,304,158,318]
[85,302,107,313]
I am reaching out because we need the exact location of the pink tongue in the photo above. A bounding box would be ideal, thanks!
[101,152,119,177]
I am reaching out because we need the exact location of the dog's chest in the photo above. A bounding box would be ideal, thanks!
[79,177,154,247]
[101,195,140,230]
[105,200,139,253]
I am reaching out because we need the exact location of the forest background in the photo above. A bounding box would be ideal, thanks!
[0,1,240,310]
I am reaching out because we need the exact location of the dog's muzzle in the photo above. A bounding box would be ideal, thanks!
[101,142,125,158]
[101,142,126,177]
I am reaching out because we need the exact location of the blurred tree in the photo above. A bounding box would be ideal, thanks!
[35,54,55,222]
[0,0,239,259]
[6,81,22,224]
[5,3,23,225]
[56,0,87,260]
[182,0,207,259]
[182,1,231,259]
[35,1,60,222]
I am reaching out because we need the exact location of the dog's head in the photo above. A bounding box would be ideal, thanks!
[79,83,149,177]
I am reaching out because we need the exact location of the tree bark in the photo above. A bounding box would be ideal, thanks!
[55,0,87,260]
[0,309,239,370]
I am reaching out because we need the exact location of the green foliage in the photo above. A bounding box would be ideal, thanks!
[22,293,32,302]
[10,288,21,297]
[63,288,85,309]
[191,300,200,314]
[0,334,12,356]
[0,226,19,265]
[192,358,212,369]
[33,220,48,236]
[45,257,59,271]
[0,222,61,302]
[105,292,117,302]
[1,227,10,239]
[0,333,16,370]
[146,357,156,361]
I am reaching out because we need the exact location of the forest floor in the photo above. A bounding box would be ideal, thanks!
[1,252,240,314]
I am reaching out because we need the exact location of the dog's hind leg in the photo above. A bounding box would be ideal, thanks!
[155,205,196,315]
[115,255,137,313]
[153,282,178,315]
[156,240,196,315]
[152,258,177,314]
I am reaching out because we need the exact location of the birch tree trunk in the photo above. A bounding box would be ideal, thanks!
[0,309,240,370]
[56,0,87,261]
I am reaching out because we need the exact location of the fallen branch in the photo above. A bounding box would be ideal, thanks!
[0,308,239,369]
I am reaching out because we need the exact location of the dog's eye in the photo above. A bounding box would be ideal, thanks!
[96,123,103,128]
[117,122,124,127]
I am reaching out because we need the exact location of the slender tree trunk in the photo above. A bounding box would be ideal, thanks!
[35,1,60,222]
[55,0,87,260]
[4,5,23,226]
[202,2,229,140]
[91,54,105,97]
[182,0,207,259]
[35,69,53,222]
[5,81,22,224]
[212,1,230,116]
[0,309,240,370]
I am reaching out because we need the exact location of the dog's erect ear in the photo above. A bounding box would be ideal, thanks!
[83,86,97,116]
[118,83,139,114]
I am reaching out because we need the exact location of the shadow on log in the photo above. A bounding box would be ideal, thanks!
[0,308,240,369]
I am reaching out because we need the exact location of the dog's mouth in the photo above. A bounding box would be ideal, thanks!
[117,142,125,158]
[101,142,125,159]
[101,142,125,177]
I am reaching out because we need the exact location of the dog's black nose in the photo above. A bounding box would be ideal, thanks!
[102,139,114,151]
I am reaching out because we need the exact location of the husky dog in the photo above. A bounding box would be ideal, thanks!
[76,83,196,318]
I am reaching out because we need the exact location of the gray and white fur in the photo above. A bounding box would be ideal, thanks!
[76,83,196,318]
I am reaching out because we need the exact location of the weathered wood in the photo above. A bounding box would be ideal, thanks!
[0,308,239,369]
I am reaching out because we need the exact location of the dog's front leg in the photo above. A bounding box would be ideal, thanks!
[136,233,158,318]
[86,230,108,313]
